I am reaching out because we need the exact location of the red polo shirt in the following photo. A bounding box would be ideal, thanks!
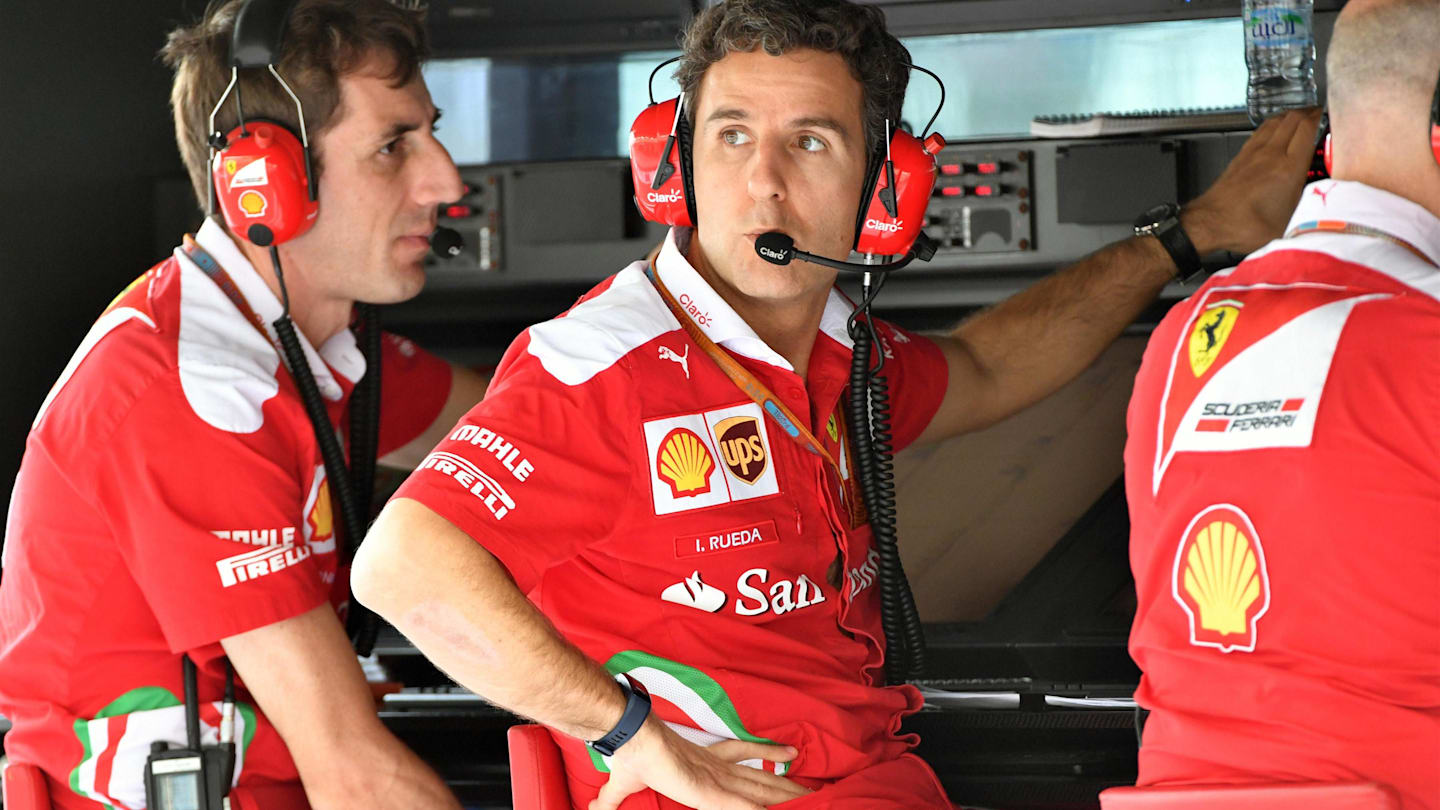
[394,227,952,807]
[1125,180,1440,809]
[0,219,451,809]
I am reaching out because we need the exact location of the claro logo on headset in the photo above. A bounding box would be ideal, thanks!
[646,190,685,204]
[864,218,904,233]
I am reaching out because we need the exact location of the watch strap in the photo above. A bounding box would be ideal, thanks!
[589,674,651,757]
[1154,215,1204,282]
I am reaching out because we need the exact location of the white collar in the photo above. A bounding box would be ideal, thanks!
[655,227,856,373]
[184,218,365,400]
[1287,180,1440,267]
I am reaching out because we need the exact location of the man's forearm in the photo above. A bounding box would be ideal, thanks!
[353,498,627,742]
[221,604,461,810]
[945,228,1181,425]
[304,731,457,810]
[918,111,1319,442]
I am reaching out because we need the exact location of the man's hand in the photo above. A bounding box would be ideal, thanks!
[591,717,808,810]
[1184,108,1325,256]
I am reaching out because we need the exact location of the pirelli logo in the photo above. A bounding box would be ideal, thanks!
[418,450,517,521]
[216,543,313,588]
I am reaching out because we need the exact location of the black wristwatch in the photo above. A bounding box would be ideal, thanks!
[589,674,652,757]
[1134,202,1204,282]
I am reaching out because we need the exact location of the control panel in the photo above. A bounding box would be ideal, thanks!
[926,147,1035,254]
[393,129,1252,328]
[429,171,503,272]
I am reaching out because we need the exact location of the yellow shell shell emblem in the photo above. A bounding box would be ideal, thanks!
[238,189,268,218]
[1173,504,1270,653]
[1188,302,1240,377]
[656,428,715,498]
[308,480,333,542]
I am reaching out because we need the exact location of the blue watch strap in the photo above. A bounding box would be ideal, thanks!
[589,675,651,757]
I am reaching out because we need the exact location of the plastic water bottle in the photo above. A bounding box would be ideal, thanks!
[1243,0,1318,124]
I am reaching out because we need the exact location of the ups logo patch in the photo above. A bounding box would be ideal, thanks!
[714,416,767,484]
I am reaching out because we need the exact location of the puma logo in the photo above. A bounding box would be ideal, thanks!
[1311,184,1334,205]
[659,345,690,379]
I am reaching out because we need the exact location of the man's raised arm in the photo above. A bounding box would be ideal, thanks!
[915,108,1324,444]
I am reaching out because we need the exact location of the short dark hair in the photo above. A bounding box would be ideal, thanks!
[674,0,911,155]
[160,0,429,210]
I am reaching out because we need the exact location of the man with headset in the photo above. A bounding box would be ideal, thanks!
[0,1,481,807]
[1124,0,1440,806]
[353,1,1320,808]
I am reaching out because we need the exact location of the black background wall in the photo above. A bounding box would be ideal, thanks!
[0,2,205,542]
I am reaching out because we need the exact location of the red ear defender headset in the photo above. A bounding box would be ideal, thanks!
[1321,66,1440,176]
[628,58,947,271]
[207,0,317,248]
[629,57,948,683]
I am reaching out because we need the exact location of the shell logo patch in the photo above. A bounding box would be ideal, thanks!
[1188,301,1240,377]
[643,404,780,516]
[300,466,337,554]
[1172,504,1270,653]
[238,190,268,218]
[308,481,333,543]
[714,415,766,484]
[656,428,716,498]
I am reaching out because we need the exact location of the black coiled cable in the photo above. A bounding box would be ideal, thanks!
[345,304,382,654]
[268,246,381,655]
[846,282,927,684]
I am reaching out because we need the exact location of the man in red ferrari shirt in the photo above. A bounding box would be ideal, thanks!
[1124,1,1440,807]
[353,2,1321,808]
[0,2,486,807]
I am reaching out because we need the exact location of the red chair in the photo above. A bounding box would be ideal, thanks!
[1,761,52,810]
[508,724,572,810]
[1100,782,1402,810]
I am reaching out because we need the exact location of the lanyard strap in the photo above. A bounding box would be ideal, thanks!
[644,261,847,476]
[1285,220,1439,269]
[180,234,278,342]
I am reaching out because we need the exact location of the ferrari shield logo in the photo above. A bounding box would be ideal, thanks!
[1188,302,1240,377]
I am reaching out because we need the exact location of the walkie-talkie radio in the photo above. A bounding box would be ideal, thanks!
[143,656,237,810]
